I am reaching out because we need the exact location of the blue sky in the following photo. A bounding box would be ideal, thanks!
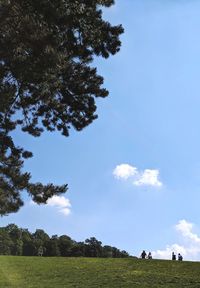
[2,0,200,260]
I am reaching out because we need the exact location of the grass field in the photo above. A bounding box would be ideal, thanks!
[0,256,200,287]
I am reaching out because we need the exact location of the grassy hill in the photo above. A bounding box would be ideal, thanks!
[0,256,200,287]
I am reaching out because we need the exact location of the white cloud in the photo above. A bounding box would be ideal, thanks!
[59,207,71,216]
[47,195,71,208]
[134,169,162,187]
[152,220,200,261]
[113,164,162,187]
[113,164,138,180]
[152,244,186,260]
[29,195,71,216]
[175,219,200,244]
[47,195,71,216]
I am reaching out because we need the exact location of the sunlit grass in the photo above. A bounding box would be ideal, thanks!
[0,256,200,287]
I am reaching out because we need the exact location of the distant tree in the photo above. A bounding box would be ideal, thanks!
[120,250,129,258]
[0,227,12,254]
[59,235,73,256]
[21,229,35,256]
[85,237,103,257]
[0,0,124,215]
[46,235,60,256]
[5,224,23,255]
[37,246,44,256]
[32,229,49,256]
[102,245,129,258]
[70,241,85,257]
[0,224,130,258]
[102,245,113,258]
[111,247,121,258]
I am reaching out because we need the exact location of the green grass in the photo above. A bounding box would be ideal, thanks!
[0,257,200,287]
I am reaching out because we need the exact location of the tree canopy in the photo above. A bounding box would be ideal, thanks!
[0,224,129,258]
[0,0,123,215]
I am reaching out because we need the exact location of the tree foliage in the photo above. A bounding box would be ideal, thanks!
[0,224,129,258]
[0,0,123,215]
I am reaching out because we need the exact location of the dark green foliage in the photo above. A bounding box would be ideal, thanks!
[0,227,12,254]
[58,235,73,256]
[0,224,129,258]
[0,0,123,215]
[85,237,103,257]
[32,229,50,256]
[6,224,23,255]
[21,229,35,256]
[46,235,61,256]
[70,241,85,257]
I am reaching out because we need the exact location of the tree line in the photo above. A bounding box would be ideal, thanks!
[0,224,129,258]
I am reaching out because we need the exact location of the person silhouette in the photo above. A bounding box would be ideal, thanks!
[141,250,147,259]
[147,252,152,259]
[172,252,176,260]
[178,253,183,261]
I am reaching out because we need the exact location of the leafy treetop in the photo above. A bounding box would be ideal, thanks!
[0,0,124,215]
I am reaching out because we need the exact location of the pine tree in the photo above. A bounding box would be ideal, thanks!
[0,0,123,215]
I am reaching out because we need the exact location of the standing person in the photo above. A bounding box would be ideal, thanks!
[172,252,176,260]
[141,250,147,259]
[147,252,152,259]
